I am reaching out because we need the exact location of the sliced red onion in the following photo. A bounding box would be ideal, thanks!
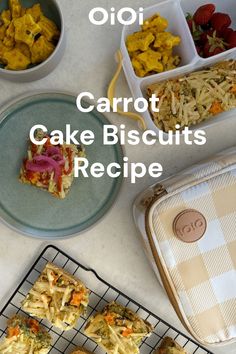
[50,154,65,164]
[26,155,62,182]
[26,161,53,173]
[58,160,65,166]
[44,147,65,166]
[45,146,61,156]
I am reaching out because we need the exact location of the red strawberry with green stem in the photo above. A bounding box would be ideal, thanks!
[195,44,203,56]
[186,13,202,41]
[227,31,236,49]
[193,4,216,25]
[186,13,194,32]
[200,29,215,44]
[219,27,234,41]
[204,32,226,57]
[211,13,231,32]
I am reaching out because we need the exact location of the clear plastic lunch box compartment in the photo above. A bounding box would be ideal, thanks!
[120,0,236,135]
[121,0,197,86]
[181,0,236,66]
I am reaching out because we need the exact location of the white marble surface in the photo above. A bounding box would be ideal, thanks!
[0,0,236,353]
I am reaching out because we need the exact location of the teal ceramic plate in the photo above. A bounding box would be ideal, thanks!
[0,92,124,239]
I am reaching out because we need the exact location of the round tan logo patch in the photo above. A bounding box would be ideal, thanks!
[173,209,207,243]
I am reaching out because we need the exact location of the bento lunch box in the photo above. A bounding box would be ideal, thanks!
[120,0,236,134]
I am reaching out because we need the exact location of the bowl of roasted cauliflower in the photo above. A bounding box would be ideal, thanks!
[0,0,65,81]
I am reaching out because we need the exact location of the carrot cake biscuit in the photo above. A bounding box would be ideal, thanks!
[22,263,90,331]
[85,301,153,354]
[19,129,85,199]
[0,315,51,353]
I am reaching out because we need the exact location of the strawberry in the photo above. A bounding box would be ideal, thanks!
[195,45,203,56]
[192,28,203,42]
[186,13,194,33]
[204,43,224,57]
[200,29,215,44]
[211,13,231,32]
[211,47,225,55]
[200,23,212,31]
[219,27,234,41]
[186,13,202,40]
[203,33,226,57]
[227,31,236,49]
[193,4,216,26]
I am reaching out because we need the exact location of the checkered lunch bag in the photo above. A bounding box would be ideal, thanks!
[133,147,236,347]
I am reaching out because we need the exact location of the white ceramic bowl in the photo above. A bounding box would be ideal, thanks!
[0,0,65,82]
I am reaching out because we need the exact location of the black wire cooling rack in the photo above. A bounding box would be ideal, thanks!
[0,245,213,354]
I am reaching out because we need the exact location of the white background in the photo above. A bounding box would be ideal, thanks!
[0,1,236,353]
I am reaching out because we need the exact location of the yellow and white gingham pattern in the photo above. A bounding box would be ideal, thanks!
[148,150,236,345]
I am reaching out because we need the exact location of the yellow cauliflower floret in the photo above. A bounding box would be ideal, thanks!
[38,15,60,42]
[154,32,181,50]
[136,49,163,73]
[3,47,30,70]
[161,52,172,65]
[1,10,11,26]
[126,31,155,53]
[30,35,55,64]
[21,7,26,16]
[0,1,59,71]
[129,50,141,59]
[0,40,9,64]
[142,14,168,33]
[131,57,147,77]
[26,4,42,22]
[157,47,172,55]
[9,0,22,19]
[14,14,41,47]
[15,42,31,59]
[0,24,7,41]
[127,12,181,77]
[3,22,15,48]
[164,55,181,70]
